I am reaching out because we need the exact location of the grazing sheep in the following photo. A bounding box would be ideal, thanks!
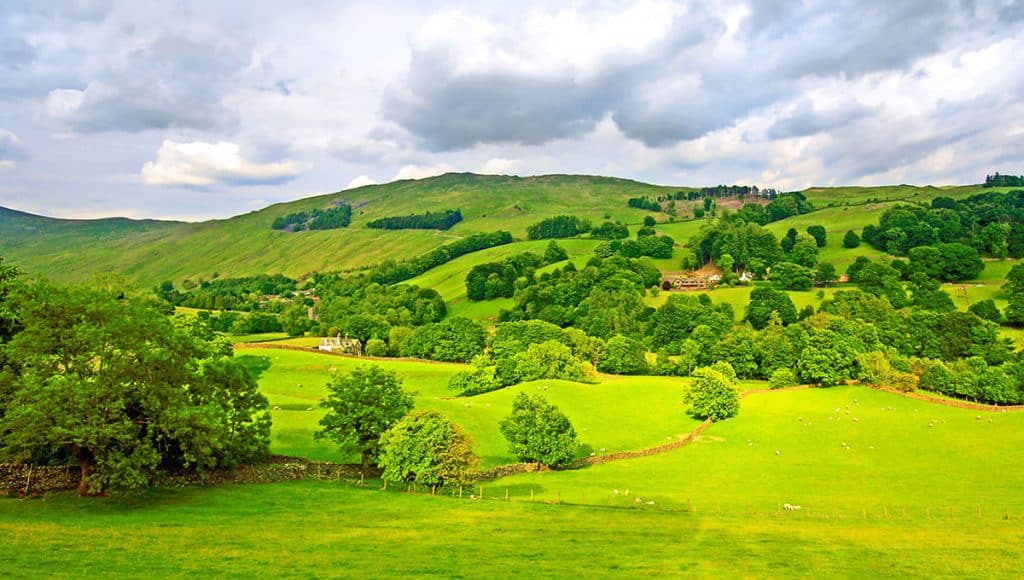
[783,503,802,511]
[775,450,781,456]
[599,448,606,453]
[305,407,313,411]
[624,489,630,496]
[645,501,655,506]
[634,497,643,504]
[272,405,281,411]
[852,417,860,422]
[297,383,303,388]
[613,489,620,495]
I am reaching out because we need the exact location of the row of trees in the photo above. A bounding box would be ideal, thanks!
[526,215,592,239]
[315,365,583,489]
[366,209,463,231]
[271,204,352,231]
[862,190,1024,258]
[984,173,1024,187]
[158,273,299,312]
[372,231,513,285]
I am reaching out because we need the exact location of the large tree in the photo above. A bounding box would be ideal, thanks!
[0,279,270,495]
[684,362,740,420]
[315,364,414,468]
[377,410,479,488]
[499,393,578,467]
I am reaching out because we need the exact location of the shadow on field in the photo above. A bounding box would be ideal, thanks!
[236,355,272,381]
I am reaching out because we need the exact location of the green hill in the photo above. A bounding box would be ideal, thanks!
[0,173,988,286]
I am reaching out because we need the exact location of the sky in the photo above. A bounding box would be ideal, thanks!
[1,0,1023,221]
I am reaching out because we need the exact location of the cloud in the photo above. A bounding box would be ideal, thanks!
[345,175,377,189]
[393,163,455,181]
[766,100,875,140]
[477,157,521,175]
[46,37,245,133]
[0,129,27,165]
[141,140,305,187]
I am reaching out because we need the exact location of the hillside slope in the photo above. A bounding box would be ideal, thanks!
[0,173,987,286]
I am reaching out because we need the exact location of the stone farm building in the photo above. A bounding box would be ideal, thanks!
[318,335,363,356]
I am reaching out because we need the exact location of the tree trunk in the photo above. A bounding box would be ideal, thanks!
[77,456,93,497]
[361,452,369,471]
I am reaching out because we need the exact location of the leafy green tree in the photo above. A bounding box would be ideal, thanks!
[745,286,798,330]
[857,262,909,308]
[815,263,838,286]
[968,299,1002,323]
[447,364,499,396]
[709,327,759,378]
[0,280,270,495]
[364,338,389,357]
[843,230,861,248]
[543,241,569,265]
[770,261,814,291]
[790,235,819,268]
[796,319,868,386]
[643,215,657,227]
[597,335,649,375]
[405,317,486,362]
[499,393,578,467]
[378,410,479,487]
[497,341,589,386]
[281,302,312,336]
[684,362,740,420]
[806,225,827,248]
[315,365,414,468]
[1004,264,1024,326]
[781,228,798,253]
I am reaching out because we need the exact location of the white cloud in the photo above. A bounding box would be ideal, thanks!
[392,163,455,181]
[345,175,376,189]
[477,157,521,175]
[45,88,84,118]
[141,140,305,187]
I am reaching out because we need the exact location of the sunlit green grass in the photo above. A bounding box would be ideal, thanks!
[4,480,1023,577]
[495,386,1024,515]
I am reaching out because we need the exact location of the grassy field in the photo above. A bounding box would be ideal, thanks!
[4,480,1023,577]
[239,347,703,467]
[494,386,1024,515]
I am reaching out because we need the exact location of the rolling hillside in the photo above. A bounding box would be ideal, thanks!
[0,173,989,286]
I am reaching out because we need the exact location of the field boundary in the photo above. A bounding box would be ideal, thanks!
[870,386,1024,411]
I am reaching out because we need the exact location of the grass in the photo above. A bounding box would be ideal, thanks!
[494,386,1024,515]
[239,347,702,468]
[4,480,1023,577]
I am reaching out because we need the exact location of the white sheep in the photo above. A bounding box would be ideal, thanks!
[613,489,620,495]
[783,503,802,511]
[634,496,643,504]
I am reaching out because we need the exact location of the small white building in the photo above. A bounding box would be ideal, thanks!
[318,335,362,356]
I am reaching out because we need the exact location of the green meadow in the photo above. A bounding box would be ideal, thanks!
[5,345,1024,577]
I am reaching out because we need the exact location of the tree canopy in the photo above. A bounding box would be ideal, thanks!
[0,279,270,495]
[499,393,579,467]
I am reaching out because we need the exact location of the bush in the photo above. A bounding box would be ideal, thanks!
[843,230,861,248]
[527,215,591,240]
[768,368,797,389]
[364,338,388,357]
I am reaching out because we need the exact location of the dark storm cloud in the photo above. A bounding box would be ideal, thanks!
[51,36,245,133]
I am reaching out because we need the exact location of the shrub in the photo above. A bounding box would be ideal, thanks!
[378,410,479,487]
[768,368,797,389]
[499,393,578,467]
